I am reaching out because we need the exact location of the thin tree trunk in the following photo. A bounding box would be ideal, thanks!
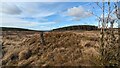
[100,0,105,65]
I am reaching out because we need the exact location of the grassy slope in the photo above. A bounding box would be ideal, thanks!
[1,26,119,66]
[2,31,100,66]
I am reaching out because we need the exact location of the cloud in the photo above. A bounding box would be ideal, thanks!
[1,16,56,28]
[0,3,56,17]
[0,2,57,30]
[67,6,92,21]
[0,3,22,15]
[1,17,38,27]
[16,3,56,18]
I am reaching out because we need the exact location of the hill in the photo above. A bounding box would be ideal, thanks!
[52,25,98,31]
[0,27,41,32]
[1,25,119,66]
[1,25,98,32]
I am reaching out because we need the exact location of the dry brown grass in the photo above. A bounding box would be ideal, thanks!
[1,30,119,66]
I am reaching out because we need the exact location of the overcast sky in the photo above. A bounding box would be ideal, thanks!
[0,2,119,30]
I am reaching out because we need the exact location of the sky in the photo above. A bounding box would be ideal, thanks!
[0,2,119,30]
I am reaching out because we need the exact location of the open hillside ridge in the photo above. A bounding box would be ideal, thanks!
[1,30,103,66]
[52,25,98,31]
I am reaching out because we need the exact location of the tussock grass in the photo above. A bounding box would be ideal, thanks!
[2,30,119,66]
